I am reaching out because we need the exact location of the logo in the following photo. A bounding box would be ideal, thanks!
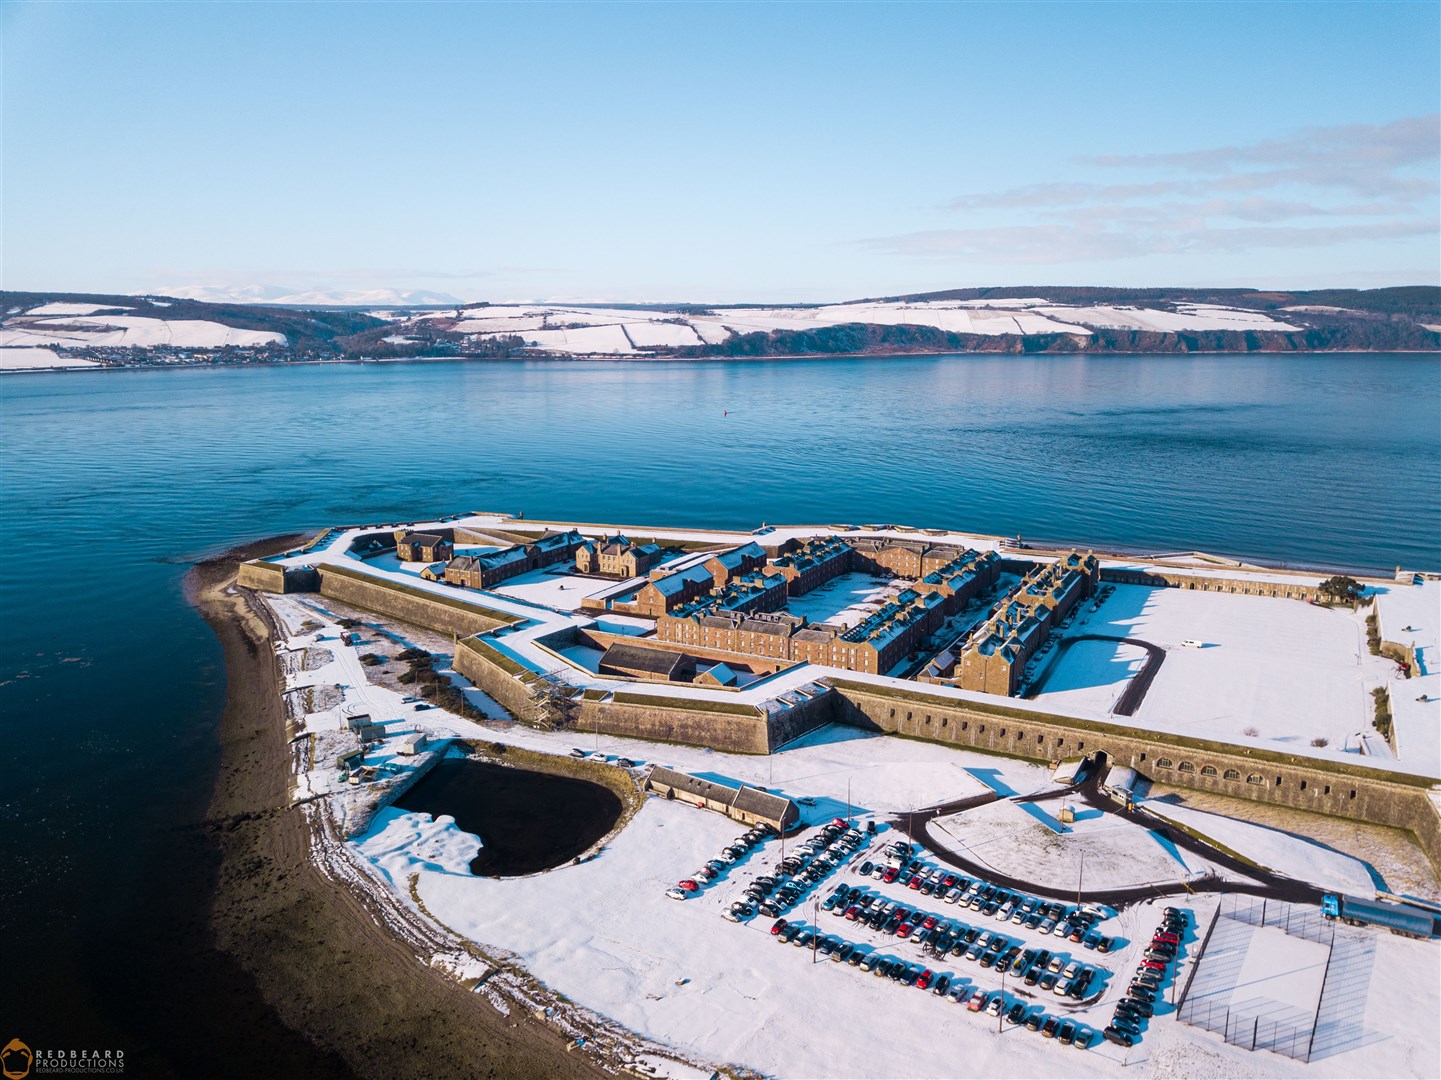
[1,1039,31,1080]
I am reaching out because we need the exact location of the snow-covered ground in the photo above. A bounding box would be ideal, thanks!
[783,572,897,627]
[1057,585,1394,763]
[1030,638,1150,715]
[0,347,99,369]
[21,301,132,316]
[1142,799,1379,896]
[929,796,1224,893]
[1374,580,1440,777]
[0,314,285,348]
[261,584,1441,1080]
[380,298,1312,357]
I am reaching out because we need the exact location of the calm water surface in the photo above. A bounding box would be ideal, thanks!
[1,353,1437,1071]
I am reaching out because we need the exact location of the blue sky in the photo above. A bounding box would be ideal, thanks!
[4,1,1438,302]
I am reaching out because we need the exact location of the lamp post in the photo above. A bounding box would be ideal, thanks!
[997,965,1006,1034]
[813,894,820,964]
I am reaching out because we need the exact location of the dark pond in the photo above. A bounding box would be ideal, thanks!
[394,758,623,876]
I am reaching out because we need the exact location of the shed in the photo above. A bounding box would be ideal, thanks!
[598,642,697,683]
[344,712,374,732]
[696,663,739,687]
[397,732,428,755]
[642,766,799,832]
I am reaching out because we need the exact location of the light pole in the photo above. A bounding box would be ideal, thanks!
[1077,851,1085,908]
[812,894,820,964]
[997,965,1006,1034]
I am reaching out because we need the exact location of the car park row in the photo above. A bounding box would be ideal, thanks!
[1103,907,1188,1048]
[767,917,1098,1051]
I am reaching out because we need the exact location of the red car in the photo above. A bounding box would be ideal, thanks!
[895,908,911,922]
[770,918,788,935]
[908,877,923,890]
[831,818,849,829]
[922,915,938,930]
[1139,959,1167,972]
[845,906,860,921]
[678,879,699,892]
[916,969,933,990]
[1154,932,1180,945]
[897,923,914,939]
[882,867,900,883]
[942,874,958,888]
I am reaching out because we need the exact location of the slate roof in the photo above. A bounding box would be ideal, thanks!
[599,642,693,677]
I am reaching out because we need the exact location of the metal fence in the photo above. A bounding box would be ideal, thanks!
[1179,996,1316,1060]
[1177,896,1338,1062]
[1219,894,1336,945]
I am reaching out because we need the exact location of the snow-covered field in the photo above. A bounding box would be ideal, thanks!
[1143,799,1380,896]
[262,584,1441,1080]
[381,298,1311,357]
[1055,585,1393,762]
[0,347,99,369]
[0,313,285,348]
[1030,639,1150,715]
[783,572,897,627]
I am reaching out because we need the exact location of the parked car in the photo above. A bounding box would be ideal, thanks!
[665,887,688,901]
[1074,1027,1095,1050]
[1103,1027,1134,1047]
[1042,1017,1060,1039]
[1058,1020,1076,1046]
[966,990,988,1012]
[1006,1002,1026,1026]
[1024,1012,1044,1032]
[931,973,951,997]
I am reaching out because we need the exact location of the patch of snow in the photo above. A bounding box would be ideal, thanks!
[23,302,133,316]
[1143,799,1378,895]
[0,347,98,370]
[355,807,483,878]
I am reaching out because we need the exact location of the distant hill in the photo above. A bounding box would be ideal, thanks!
[2,286,1436,370]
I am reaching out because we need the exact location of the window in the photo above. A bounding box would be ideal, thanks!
[1200,765,1217,777]
[1246,773,1265,785]
[1350,789,1357,800]
[960,721,969,731]
[1177,761,1195,773]
[1077,741,1085,751]
[1324,785,1331,795]
[1156,758,1174,769]
[1300,780,1307,791]
[1223,769,1240,781]
[999,728,1007,738]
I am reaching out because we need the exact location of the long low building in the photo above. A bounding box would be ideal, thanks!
[643,766,800,832]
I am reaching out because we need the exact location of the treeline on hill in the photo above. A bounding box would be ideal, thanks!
[0,291,386,354]
[672,320,1441,359]
[872,285,1441,322]
[332,324,530,359]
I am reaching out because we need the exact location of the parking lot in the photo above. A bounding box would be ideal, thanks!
[662,818,1201,1056]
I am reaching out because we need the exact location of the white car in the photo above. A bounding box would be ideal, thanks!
[587,751,607,763]
[665,887,688,901]
[943,887,962,904]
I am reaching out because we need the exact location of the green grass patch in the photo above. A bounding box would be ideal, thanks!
[609,691,760,716]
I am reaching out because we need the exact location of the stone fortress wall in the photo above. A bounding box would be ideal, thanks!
[239,544,1441,878]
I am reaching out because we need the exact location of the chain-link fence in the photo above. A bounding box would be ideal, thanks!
[1177,896,1337,1062]
[1220,894,1336,945]
[1179,996,1316,1059]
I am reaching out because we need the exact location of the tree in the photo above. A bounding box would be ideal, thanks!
[1317,575,1363,605]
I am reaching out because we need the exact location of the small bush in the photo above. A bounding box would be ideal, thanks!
[1243,726,1259,738]
[397,647,429,662]
[397,670,419,685]
[359,653,382,666]
[1310,736,1329,748]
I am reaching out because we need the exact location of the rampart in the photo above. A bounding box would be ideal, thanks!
[315,564,521,638]
[237,560,319,593]
[830,679,1441,878]
[1100,565,1322,601]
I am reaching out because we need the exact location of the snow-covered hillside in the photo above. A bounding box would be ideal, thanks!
[387,297,1308,356]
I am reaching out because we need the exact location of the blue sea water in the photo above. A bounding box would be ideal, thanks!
[0,352,1437,1067]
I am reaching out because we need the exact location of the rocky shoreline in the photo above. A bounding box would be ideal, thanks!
[187,540,601,1080]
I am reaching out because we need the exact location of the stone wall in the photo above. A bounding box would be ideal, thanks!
[237,560,319,593]
[1101,566,1322,601]
[316,566,518,638]
[831,679,1441,879]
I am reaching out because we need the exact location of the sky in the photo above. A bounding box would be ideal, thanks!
[3,0,1438,304]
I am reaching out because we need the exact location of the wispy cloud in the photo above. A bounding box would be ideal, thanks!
[871,115,1440,265]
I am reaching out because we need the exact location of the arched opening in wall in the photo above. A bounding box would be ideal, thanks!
[1156,758,1174,769]
[1223,768,1240,781]
[1200,764,1217,777]
[1177,761,1195,773]
[1247,774,1265,785]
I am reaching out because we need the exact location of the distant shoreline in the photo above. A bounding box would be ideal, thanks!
[3,346,1439,376]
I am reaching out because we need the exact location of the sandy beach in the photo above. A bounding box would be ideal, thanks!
[187,539,600,1080]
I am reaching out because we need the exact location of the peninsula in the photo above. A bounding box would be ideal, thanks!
[198,510,1441,1079]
